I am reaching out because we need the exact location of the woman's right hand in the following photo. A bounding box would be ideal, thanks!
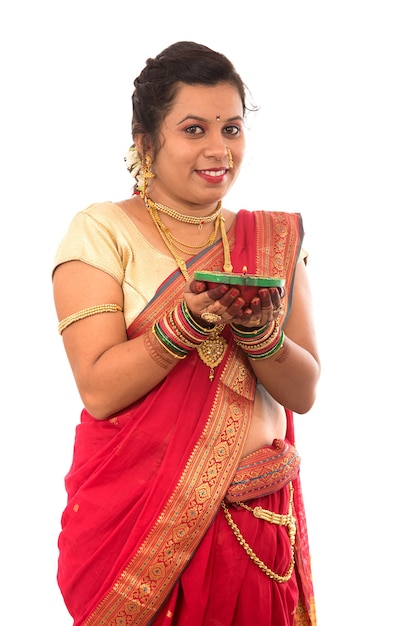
[184,279,243,317]
[184,279,274,329]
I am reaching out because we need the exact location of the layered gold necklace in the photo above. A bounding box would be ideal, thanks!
[149,203,221,258]
[144,193,233,279]
[143,192,232,379]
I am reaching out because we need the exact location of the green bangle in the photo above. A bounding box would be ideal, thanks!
[247,330,286,360]
[152,323,188,359]
[230,321,273,338]
[181,300,214,333]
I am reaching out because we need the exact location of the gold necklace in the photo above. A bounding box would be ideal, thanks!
[150,206,221,255]
[146,195,222,230]
[144,193,232,278]
[143,192,232,379]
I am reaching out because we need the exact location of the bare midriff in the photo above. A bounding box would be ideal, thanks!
[241,385,287,458]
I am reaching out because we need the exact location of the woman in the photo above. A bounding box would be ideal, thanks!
[53,41,320,626]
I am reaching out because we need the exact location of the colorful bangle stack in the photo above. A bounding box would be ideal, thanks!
[152,300,214,360]
[231,319,285,360]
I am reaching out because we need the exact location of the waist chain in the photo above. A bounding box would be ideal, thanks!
[221,481,296,583]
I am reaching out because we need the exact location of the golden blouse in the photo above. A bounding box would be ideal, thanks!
[53,202,179,328]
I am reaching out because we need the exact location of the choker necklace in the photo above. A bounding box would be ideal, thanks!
[145,195,222,230]
[143,192,232,380]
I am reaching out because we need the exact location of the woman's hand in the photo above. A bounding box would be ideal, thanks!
[184,280,285,329]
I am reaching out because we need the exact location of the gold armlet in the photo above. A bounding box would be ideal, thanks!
[58,304,122,335]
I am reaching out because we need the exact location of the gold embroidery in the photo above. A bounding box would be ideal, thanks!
[125,601,140,614]
[214,443,229,460]
[149,564,165,580]
[138,583,150,596]
[195,484,211,503]
[173,524,189,540]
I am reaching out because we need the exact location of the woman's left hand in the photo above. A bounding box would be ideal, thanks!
[230,287,284,328]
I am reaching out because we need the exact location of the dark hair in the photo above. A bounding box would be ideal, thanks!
[132,41,256,154]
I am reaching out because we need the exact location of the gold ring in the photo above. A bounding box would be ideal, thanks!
[201,311,222,324]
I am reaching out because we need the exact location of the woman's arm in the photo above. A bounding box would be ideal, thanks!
[53,260,182,419]
[246,260,320,414]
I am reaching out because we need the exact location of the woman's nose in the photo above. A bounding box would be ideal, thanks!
[203,134,229,160]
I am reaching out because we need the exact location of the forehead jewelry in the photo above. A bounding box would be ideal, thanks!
[216,115,221,121]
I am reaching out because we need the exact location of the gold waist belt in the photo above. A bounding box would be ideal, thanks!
[225,438,300,504]
[221,481,296,583]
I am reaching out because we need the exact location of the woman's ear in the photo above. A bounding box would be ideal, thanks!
[133,135,144,157]
[134,135,153,160]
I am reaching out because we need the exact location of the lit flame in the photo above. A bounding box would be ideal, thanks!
[242,266,247,275]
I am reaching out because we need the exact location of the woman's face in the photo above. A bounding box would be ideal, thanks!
[145,82,245,211]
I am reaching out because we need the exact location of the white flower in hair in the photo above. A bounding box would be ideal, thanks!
[124,144,142,183]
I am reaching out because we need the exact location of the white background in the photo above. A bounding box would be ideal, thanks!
[1,1,417,624]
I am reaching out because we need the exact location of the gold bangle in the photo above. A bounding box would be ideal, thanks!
[246,331,285,360]
[143,329,179,369]
[167,310,200,349]
[151,325,187,360]
[58,304,122,335]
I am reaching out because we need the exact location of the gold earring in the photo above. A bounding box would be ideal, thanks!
[227,148,234,169]
[141,154,155,196]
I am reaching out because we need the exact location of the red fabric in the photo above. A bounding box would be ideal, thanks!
[153,487,298,626]
[57,210,315,626]
[225,439,301,502]
[57,354,231,624]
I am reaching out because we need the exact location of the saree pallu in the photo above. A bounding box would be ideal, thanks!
[57,210,315,626]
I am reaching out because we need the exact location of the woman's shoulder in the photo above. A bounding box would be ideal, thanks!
[79,200,125,223]
[53,201,132,280]
[65,200,141,237]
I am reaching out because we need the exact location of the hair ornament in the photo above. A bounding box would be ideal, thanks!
[124,144,143,193]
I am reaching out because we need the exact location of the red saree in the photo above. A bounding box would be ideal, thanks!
[57,210,315,626]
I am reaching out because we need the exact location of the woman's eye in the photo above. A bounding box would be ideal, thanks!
[185,125,204,135]
[224,125,240,136]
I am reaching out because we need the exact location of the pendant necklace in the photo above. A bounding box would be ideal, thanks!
[143,192,232,380]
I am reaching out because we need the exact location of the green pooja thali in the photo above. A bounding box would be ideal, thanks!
[193,270,285,306]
